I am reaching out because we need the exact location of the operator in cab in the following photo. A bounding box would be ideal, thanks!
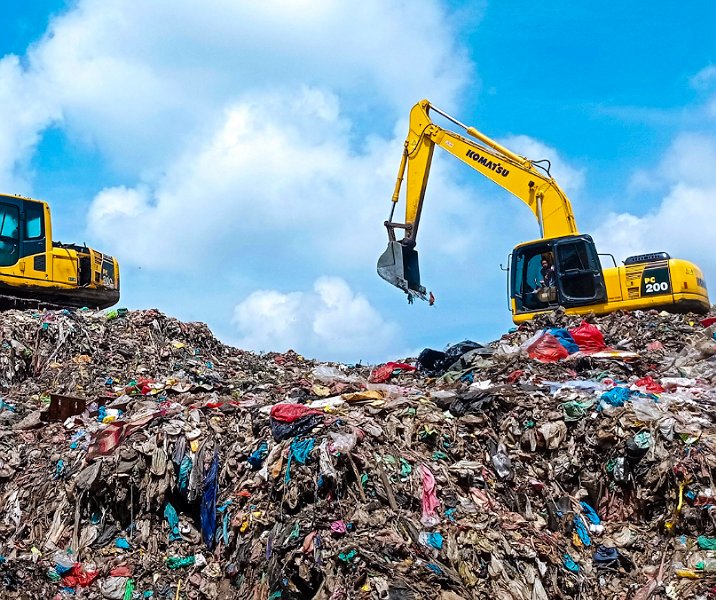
[540,258,555,287]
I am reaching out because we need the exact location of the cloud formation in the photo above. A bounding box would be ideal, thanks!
[1,0,477,360]
[592,131,716,280]
[232,276,399,362]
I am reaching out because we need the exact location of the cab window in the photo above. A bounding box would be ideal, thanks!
[555,241,597,298]
[0,203,19,266]
[511,244,553,311]
[25,202,44,239]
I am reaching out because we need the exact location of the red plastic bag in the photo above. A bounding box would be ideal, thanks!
[634,376,665,394]
[569,321,606,353]
[62,564,99,587]
[527,332,569,363]
[270,403,322,423]
[368,362,416,383]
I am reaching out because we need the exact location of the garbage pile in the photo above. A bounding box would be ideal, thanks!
[1,307,716,599]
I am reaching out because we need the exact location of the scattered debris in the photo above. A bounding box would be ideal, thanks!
[1,307,716,598]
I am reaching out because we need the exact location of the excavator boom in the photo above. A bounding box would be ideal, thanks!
[378,100,577,298]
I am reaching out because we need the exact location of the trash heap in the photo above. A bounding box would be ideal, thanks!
[1,307,716,599]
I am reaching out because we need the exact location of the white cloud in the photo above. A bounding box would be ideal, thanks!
[16,0,471,176]
[0,0,599,356]
[231,276,399,362]
[691,65,716,91]
[592,131,716,283]
[0,55,59,190]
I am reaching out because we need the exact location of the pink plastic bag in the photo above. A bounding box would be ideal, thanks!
[419,464,441,527]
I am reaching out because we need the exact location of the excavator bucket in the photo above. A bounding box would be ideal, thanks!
[377,241,427,300]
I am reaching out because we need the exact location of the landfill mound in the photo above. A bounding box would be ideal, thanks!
[1,308,716,599]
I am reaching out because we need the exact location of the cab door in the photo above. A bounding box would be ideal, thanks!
[553,235,607,307]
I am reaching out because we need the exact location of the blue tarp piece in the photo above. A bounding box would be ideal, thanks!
[164,503,182,542]
[201,450,219,550]
[547,328,579,354]
[285,438,316,484]
[178,455,192,495]
[247,441,269,470]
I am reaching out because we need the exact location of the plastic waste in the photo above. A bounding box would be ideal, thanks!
[419,464,441,527]
[633,376,664,394]
[697,536,716,550]
[526,332,569,362]
[630,397,664,422]
[53,550,76,575]
[201,450,219,549]
[247,441,269,469]
[697,559,716,572]
[270,414,322,441]
[491,443,512,479]
[369,361,416,383]
[418,531,444,549]
[328,431,358,454]
[547,328,579,354]
[270,403,322,423]
[600,386,632,408]
[99,576,129,599]
[311,365,361,384]
[166,555,196,569]
[569,321,607,353]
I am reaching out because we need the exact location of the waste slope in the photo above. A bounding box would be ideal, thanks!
[1,307,716,599]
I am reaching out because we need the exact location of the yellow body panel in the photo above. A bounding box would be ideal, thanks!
[512,258,709,323]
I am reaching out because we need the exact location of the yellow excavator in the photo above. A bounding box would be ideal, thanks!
[378,100,709,321]
[0,193,119,309]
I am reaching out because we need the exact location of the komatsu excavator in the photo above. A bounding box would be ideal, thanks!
[378,100,709,322]
[0,193,119,309]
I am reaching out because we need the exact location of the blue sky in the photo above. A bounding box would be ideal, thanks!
[1,1,715,362]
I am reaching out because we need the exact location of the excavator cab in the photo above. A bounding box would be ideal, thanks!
[377,241,427,299]
[511,235,607,313]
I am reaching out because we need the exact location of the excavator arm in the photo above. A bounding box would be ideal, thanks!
[378,99,578,299]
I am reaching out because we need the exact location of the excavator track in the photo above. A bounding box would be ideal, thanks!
[0,285,119,312]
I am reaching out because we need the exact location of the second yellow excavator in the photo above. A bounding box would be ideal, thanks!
[378,100,709,321]
[0,193,119,310]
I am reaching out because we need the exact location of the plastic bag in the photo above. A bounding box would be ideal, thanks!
[527,332,569,363]
[311,365,360,384]
[547,328,579,354]
[630,397,664,422]
[569,321,607,353]
[600,387,632,407]
[417,348,446,371]
[633,376,665,394]
[419,464,441,527]
[369,362,416,383]
[329,431,358,453]
[270,403,322,423]
[270,414,322,441]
